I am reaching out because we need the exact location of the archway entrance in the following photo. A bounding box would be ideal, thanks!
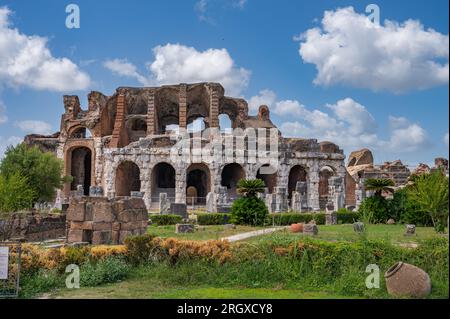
[319,166,335,209]
[186,163,210,204]
[70,147,92,196]
[288,165,308,199]
[256,164,278,194]
[115,161,141,196]
[152,163,176,200]
[221,163,245,198]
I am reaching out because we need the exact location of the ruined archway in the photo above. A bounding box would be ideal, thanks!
[319,166,335,209]
[288,165,308,199]
[115,161,141,196]
[70,147,92,195]
[221,163,245,198]
[70,127,92,139]
[256,164,278,194]
[152,162,176,200]
[186,163,211,204]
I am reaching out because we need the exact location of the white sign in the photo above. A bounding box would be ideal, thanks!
[0,247,9,280]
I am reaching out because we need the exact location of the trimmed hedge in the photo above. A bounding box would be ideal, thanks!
[150,214,183,226]
[268,213,326,225]
[337,211,359,224]
[197,213,231,225]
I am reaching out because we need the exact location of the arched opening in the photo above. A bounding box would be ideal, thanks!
[186,163,210,205]
[115,161,141,196]
[256,164,278,193]
[187,117,206,134]
[221,163,245,198]
[128,117,148,142]
[288,165,308,199]
[70,127,92,139]
[219,114,233,132]
[70,147,92,196]
[319,166,335,209]
[152,163,176,200]
[132,118,147,131]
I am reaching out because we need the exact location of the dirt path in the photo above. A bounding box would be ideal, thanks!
[220,226,287,242]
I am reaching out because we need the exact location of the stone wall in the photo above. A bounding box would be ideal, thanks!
[66,196,148,245]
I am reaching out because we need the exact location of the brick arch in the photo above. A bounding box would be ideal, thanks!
[255,163,278,193]
[64,142,96,197]
[151,162,177,200]
[288,164,309,199]
[220,163,246,198]
[115,160,141,197]
[68,125,94,139]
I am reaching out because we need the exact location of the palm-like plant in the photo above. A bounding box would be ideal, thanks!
[364,178,395,197]
[237,179,266,197]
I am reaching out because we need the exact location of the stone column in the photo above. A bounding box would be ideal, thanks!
[147,89,156,135]
[175,165,187,204]
[308,162,320,211]
[179,84,187,129]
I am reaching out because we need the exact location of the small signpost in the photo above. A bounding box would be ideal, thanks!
[0,242,21,298]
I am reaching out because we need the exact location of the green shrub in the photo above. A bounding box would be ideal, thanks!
[150,214,183,226]
[268,213,326,226]
[197,213,231,225]
[19,269,64,299]
[358,196,390,223]
[124,233,160,265]
[231,197,268,226]
[0,172,36,212]
[80,257,131,287]
[336,209,359,224]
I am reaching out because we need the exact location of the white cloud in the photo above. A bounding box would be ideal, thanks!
[297,7,449,93]
[104,59,150,85]
[275,97,429,153]
[0,135,22,158]
[248,89,277,113]
[14,120,52,135]
[443,132,449,146]
[195,0,247,22]
[0,7,91,92]
[0,100,7,124]
[104,43,250,96]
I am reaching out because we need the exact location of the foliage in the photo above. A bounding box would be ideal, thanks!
[336,209,360,224]
[407,170,449,232]
[0,172,36,212]
[197,213,231,225]
[150,214,183,226]
[0,144,70,204]
[231,196,268,226]
[390,188,432,226]
[364,178,395,197]
[358,196,390,224]
[268,213,326,226]
[80,257,131,287]
[237,179,266,197]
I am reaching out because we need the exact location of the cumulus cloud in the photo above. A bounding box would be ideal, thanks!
[275,96,429,153]
[248,89,277,113]
[297,7,449,93]
[0,7,90,92]
[14,120,52,135]
[104,43,250,96]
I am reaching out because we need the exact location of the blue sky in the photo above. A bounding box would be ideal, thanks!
[0,0,448,167]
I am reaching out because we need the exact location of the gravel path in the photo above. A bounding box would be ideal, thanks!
[221,226,287,242]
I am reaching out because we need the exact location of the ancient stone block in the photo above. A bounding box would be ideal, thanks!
[405,224,416,236]
[325,211,337,225]
[175,224,195,234]
[303,224,318,236]
[67,229,83,243]
[353,222,365,233]
[92,231,111,245]
[171,203,187,219]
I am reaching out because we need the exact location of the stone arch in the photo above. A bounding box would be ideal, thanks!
[256,164,278,193]
[288,165,308,199]
[151,162,176,200]
[221,163,246,198]
[219,113,233,131]
[68,146,93,196]
[186,163,211,204]
[115,161,141,196]
[319,166,335,209]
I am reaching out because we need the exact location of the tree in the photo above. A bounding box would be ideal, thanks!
[407,169,449,232]
[364,178,395,197]
[0,172,36,212]
[0,143,69,204]
[231,179,268,226]
[237,179,266,197]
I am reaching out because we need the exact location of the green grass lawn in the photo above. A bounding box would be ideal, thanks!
[147,225,263,241]
[246,224,445,245]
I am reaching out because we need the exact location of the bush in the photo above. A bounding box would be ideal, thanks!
[124,234,159,265]
[358,196,390,223]
[197,213,231,225]
[268,213,326,226]
[231,197,268,226]
[80,257,131,287]
[336,209,359,224]
[150,214,183,226]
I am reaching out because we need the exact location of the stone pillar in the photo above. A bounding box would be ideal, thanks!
[273,187,288,213]
[308,166,320,211]
[265,193,274,213]
[329,176,345,210]
[147,89,156,135]
[175,166,187,204]
[159,193,171,214]
[206,192,217,213]
[179,84,187,129]
[355,179,366,210]
[209,85,220,128]
[325,202,337,225]
[110,92,127,148]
